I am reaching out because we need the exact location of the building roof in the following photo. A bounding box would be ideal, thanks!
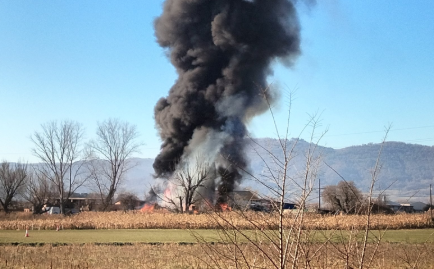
[410,202,427,211]
[231,190,260,201]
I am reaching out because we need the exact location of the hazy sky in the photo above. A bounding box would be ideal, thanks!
[1,0,434,163]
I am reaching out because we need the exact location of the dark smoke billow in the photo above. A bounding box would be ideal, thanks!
[153,0,302,203]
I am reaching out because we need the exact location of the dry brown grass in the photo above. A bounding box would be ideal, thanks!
[0,242,434,269]
[0,211,432,231]
[0,244,202,269]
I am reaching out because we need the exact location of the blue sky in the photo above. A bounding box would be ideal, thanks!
[1,0,434,163]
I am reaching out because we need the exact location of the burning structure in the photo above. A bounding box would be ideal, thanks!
[152,0,302,209]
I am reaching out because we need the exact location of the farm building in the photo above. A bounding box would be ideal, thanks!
[386,201,414,213]
[228,190,260,210]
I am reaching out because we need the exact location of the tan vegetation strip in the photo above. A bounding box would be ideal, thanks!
[0,211,432,230]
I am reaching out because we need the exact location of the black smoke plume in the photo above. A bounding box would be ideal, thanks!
[153,0,302,202]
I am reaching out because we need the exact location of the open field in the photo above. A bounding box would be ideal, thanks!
[0,229,220,244]
[1,242,434,269]
[0,244,203,269]
[1,229,433,245]
[1,212,434,268]
[0,211,433,230]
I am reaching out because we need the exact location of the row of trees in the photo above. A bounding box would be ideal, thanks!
[0,119,142,214]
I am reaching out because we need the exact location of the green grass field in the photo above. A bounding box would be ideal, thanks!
[1,228,433,245]
[1,229,434,268]
[0,229,221,244]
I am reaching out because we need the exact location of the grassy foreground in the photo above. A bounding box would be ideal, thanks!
[1,242,434,268]
[0,229,220,244]
[1,228,434,245]
[1,212,434,268]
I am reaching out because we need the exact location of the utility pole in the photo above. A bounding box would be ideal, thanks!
[318,178,325,210]
[430,184,433,220]
[319,178,321,210]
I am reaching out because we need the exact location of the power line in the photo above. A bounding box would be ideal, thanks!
[325,124,434,138]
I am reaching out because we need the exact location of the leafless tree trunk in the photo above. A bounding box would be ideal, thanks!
[0,161,28,213]
[31,120,87,214]
[86,119,142,211]
[163,155,212,213]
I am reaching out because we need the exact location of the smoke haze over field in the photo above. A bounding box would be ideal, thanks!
[153,0,303,200]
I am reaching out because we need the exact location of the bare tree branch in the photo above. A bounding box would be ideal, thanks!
[31,120,86,214]
[0,161,28,213]
[86,118,142,211]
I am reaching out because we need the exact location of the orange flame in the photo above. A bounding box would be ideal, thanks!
[218,203,232,212]
[140,203,155,213]
[164,187,171,199]
[189,204,199,214]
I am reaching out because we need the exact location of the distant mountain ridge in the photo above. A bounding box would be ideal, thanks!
[34,139,434,201]
[244,138,434,200]
[322,141,434,191]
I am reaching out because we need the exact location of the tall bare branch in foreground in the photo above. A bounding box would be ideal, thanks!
[359,125,390,269]
[194,87,327,269]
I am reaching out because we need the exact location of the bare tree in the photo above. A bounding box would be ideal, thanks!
[116,191,140,211]
[0,161,28,213]
[22,169,55,214]
[31,120,87,214]
[86,119,141,211]
[322,180,365,214]
[163,155,212,213]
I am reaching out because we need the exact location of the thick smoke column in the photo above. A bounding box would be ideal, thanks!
[153,0,301,202]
